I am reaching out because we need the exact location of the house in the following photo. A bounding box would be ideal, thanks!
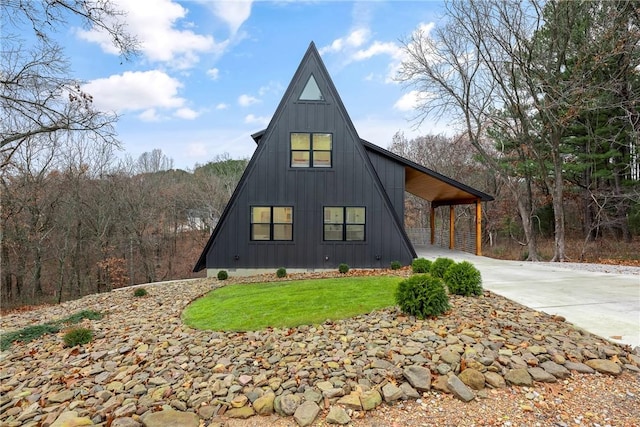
[194,42,492,276]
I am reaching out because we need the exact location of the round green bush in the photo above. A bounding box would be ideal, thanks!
[444,261,483,296]
[63,327,94,347]
[430,257,456,278]
[276,267,287,278]
[390,261,402,270]
[395,274,450,319]
[338,263,349,274]
[217,270,228,280]
[133,288,148,297]
[411,258,432,274]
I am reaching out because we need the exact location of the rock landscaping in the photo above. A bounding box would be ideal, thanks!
[1,274,638,427]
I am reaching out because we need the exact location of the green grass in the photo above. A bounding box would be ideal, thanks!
[183,276,402,331]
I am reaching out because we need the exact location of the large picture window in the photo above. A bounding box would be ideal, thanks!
[291,133,332,168]
[251,206,293,241]
[323,207,365,241]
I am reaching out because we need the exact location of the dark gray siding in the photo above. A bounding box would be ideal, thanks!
[202,44,414,270]
[367,149,405,220]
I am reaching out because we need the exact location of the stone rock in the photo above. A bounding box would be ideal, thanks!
[446,375,475,402]
[399,382,420,399]
[483,372,506,389]
[253,393,275,415]
[293,401,320,427]
[527,367,557,383]
[360,389,382,411]
[142,410,199,427]
[381,382,404,402]
[226,406,255,419]
[458,368,485,390]
[564,361,595,374]
[540,361,571,379]
[585,359,623,376]
[431,375,450,393]
[440,350,461,365]
[403,365,431,391]
[326,406,351,425]
[50,411,94,427]
[111,418,142,427]
[337,393,362,410]
[504,369,533,386]
[280,394,301,416]
[48,390,74,403]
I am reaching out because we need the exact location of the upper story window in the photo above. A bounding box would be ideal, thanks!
[251,206,293,241]
[291,133,332,168]
[299,75,324,101]
[323,206,365,241]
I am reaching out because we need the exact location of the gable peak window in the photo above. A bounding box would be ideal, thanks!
[324,207,365,241]
[291,132,332,168]
[299,75,324,101]
[251,206,293,241]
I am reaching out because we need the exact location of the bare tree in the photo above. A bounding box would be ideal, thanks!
[1,0,138,167]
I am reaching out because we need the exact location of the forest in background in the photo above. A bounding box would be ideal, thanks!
[2,0,639,310]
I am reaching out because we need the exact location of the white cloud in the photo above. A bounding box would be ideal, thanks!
[353,41,401,61]
[139,109,161,122]
[82,70,185,114]
[175,108,200,120]
[187,142,208,157]
[76,0,219,69]
[244,114,270,125]
[209,0,253,34]
[320,28,370,55]
[238,94,260,107]
[216,103,229,110]
[207,68,220,80]
[258,81,284,97]
[394,90,431,112]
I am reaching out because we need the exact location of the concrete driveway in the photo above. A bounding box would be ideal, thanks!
[414,245,640,351]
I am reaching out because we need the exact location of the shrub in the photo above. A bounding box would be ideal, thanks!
[338,263,349,274]
[276,267,287,278]
[0,324,60,351]
[63,327,94,347]
[63,310,103,324]
[395,274,450,319]
[390,261,402,270]
[217,270,229,280]
[411,258,432,274]
[133,288,148,297]
[430,257,456,278]
[444,261,483,296]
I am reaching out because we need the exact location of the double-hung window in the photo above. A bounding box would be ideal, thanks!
[290,133,332,168]
[251,206,293,241]
[323,207,365,241]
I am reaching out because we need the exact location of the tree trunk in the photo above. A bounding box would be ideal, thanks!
[550,145,567,262]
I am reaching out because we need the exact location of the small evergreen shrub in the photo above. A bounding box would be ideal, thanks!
[133,288,148,297]
[276,267,287,278]
[217,270,228,280]
[338,263,349,274]
[444,261,483,296]
[411,258,432,274]
[390,261,402,270]
[63,327,94,347]
[430,257,456,278]
[0,324,60,351]
[395,274,450,319]
[63,310,103,324]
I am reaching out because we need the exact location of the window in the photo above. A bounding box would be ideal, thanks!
[324,207,365,241]
[291,133,332,168]
[299,75,324,101]
[251,207,293,241]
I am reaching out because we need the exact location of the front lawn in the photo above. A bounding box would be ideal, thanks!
[182,276,402,331]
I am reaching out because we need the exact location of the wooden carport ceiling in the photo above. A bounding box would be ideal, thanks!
[405,167,482,206]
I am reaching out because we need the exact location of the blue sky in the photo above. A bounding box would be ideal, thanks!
[59,0,449,170]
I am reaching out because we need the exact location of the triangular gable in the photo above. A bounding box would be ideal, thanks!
[194,42,415,272]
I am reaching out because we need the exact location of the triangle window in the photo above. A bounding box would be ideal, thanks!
[299,75,324,101]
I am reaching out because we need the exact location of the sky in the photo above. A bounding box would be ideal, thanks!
[58,0,451,170]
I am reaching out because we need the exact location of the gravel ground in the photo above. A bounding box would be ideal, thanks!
[535,262,640,276]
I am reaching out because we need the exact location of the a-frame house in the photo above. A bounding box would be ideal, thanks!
[194,42,492,275]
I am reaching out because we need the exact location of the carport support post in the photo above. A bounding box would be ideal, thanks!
[449,205,455,250]
[430,206,435,245]
[475,200,482,256]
